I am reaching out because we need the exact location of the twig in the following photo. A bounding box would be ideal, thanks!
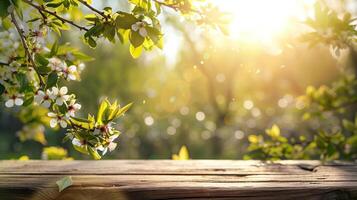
[10,12,44,86]
[78,0,107,19]
[153,0,179,11]
[22,0,89,31]
[153,0,203,15]
[0,61,9,66]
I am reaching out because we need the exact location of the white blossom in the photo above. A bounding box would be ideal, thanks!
[34,89,52,108]
[66,99,81,117]
[48,57,66,72]
[5,94,23,107]
[63,65,77,81]
[72,138,85,148]
[131,22,147,37]
[97,134,119,155]
[51,86,70,106]
[47,112,68,128]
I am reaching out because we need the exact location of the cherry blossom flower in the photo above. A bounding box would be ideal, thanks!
[63,65,77,81]
[66,99,81,117]
[51,86,70,106]
[48,112,68,128]
[5,94,23,107]
[131,21,147,37]
[97,134,119,155]
[34,89,52,108]
[48,57,66,72]
[72,138,86,148]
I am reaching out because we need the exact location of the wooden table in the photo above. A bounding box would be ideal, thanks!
[1,160,357,200]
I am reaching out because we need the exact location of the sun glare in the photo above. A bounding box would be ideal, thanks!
[212,0,315,42]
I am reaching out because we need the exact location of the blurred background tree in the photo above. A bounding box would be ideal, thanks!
[1,0,357,160]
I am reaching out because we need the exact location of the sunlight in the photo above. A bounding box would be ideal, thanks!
[212,0,315,42]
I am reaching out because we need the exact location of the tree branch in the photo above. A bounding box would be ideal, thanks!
[78,0,107,19]
[10,11,44,86]
[153,0,203,16]
[0,61,9,66]
[22,0,89,31]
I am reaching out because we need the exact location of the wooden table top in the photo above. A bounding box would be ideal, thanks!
[1,160,356,200]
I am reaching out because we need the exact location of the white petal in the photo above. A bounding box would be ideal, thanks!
[50,119,58,128]
[42,100,51,108]
[51,87,59,95]
[34,95,43,104]
[110,134,119,141]
[60,86,68,95]
[68,65,77,72]
[68,74,76,81]
[47,112,57,117]
[46,89,52,96]
[131,24,139,31]
[108,142,117,152]
[72,138,82,146]
[139,28,147,37]
[102,148,108,156]
[56,98,64,106]
[67,110,75,117]
[14,98,23,106]
[74,103,81,110]
[5,99,14,107]
[62,95,70,102]
[59,120,67,128]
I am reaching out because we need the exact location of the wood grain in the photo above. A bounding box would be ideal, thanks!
[0,160,356,200]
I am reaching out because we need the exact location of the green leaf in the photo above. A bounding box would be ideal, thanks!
[0,0,11,18]
[146,27,161,44]
[155,2,161,15]
[87,37,97,48]
[35,54,49,66]
[46,72,58,89]
[85,14,98,22]
[23,96,34,107]
[37,64,51,75]
[129,30,145,47]
[73,143,89,154]
[2,17,12,30]
[16,73,29,92]
[115,12,138,29]
[46,2,63,8]
[50,41,59,57]
[70,116,95,130]
[129,44,143,58]
[56,176,73,192]
[115,102,133,118]
[88,147,101,160]
[103,25,116,42]
[96,99,109,125]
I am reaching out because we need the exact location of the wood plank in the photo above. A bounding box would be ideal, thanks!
[1,160,357,200]
[0,160,345,175]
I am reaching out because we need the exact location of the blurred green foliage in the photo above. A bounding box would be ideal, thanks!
[1,1,357,160]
